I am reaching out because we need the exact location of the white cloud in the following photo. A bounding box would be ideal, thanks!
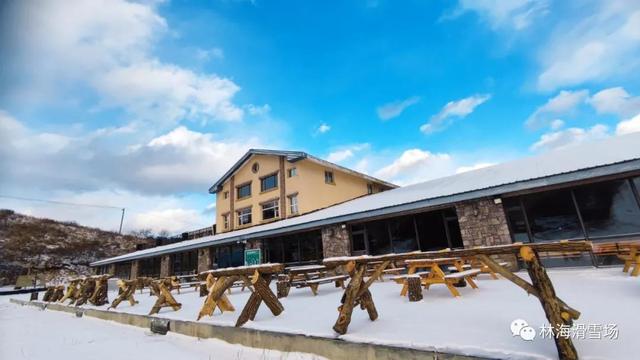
[616,113,640,135]
[94,61,244,124]
[537,2,640,91]
[376,96,420,120]
[588,87,640,118]
[131,208,207,234]
[5,0,245,125]
[374,149,454,185]
[326,144,370,163]
[550,119,565,130]
[421,94,491,134]
[449,0,549,30]
[530,124,609,152]
[525,90,589,129]
[455,162,496,174]
[195,47,224,61]
[245,104,271,116]
[316,123,331,134]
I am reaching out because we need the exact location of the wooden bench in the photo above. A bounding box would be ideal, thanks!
[297,274,349,296]
[618,244,640,276]
[444,269,481,289]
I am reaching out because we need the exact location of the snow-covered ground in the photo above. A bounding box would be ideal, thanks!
[5,267,638,360]
[0,296,325,360]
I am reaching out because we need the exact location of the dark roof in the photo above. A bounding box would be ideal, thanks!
[208,149,397,193]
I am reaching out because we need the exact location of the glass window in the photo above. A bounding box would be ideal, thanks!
[367,184,373,194]
[289,195,299,214]
[237,183,251,199]
[262,200,280,220]
[223,191,229,199]
[260,174,278,192]
[324,171,334,184]
[237,207,252,225]
[445,216,464,248]
[351,230,366,252]
[503,198,530,242]
[222,214,229,229]
[388,216,418,253]
[523,189,583,241]
[287,167,297,177]
[366,220,391,255]
[300,233,320,262]
[284,238,300,263]
[216,246,231,268]
[231,244,245,267]
[574,179,640,238]
[415,211,449,250]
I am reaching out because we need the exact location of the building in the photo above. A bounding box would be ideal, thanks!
[91,132,640,278]
[210,149,396,234]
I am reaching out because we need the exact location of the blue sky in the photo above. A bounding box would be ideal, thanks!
[1,0,639,233]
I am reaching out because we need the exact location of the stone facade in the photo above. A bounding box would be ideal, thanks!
[160,255,171,277]
[321,224,350,258]
[455,198,517,269]
[130,260,140,279]
[197,248,211,273]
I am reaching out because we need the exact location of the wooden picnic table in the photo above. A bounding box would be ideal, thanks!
[397,257,479,297]
[324,240,593,360]
[619,243,640,276]
[197,263,285,327]
[278,264,347,297]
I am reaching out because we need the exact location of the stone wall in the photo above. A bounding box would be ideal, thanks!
[130,260,140,279]
[455,198,517,269]
[321,224,350,258]
[160,255,171,277]
[197,248,211,273]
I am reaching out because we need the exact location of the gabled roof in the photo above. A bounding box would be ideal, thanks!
[208,149,397,193]
[92,132,640,266]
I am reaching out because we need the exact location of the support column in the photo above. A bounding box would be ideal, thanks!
[198,248,211,273]
[160,255,171,277]
[321,224,350,258]
[108,264,116,276]
[131,260,140,279]
[455,198,516,269]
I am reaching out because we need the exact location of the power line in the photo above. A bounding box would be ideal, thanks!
[0,194,123,210]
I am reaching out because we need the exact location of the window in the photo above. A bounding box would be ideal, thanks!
[415,211,449,251]
[388,216,419,253]
[367,183,373,194]
[574,179,640,238]
[264,230,323,264]
[237,183,251,199]
[324,170,334,184]
[251,162,259,173]
[366,220,391,255]
[503,198,530,242]
[522,189,583,241]
[287,167,297,177]
[222,214,229,229]
[350,224,367,253]
[289,194,299,214]
[260,173,278,192]
[237,207,252,226]
[223,191,229,199]
[262,199,280,220]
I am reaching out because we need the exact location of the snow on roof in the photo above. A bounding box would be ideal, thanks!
[92,132,640,266]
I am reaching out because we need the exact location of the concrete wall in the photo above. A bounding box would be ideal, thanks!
[321,224,350,258]
[160,255,171,277]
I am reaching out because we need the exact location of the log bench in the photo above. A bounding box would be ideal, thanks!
[324,241,593,360]
[197,263,285,327]
[618,244,640,276]
[296,274,349,296]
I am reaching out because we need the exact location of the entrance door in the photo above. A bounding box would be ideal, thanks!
[350,224,368,256]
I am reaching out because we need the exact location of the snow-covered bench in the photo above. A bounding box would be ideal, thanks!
[298,274,350,296]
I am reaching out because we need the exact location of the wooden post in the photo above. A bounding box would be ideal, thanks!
[333,264,366,335]
[277,280,290,298]
[109,280,138,310]
[251,273,284,316]
[407,275,423,302]
[521,247,578,360]
[197,275,238,320]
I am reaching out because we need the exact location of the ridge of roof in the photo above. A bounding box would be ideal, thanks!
[208,148,397,193]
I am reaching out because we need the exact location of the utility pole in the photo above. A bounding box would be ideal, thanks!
[119,208,125,234]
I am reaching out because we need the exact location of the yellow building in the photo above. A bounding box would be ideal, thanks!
[210,149,396,233]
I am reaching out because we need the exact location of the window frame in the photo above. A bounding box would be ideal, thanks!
[222,213,230,230]
[223,191,229,199]
[236,182,252,199]
[237,207,252,226]
[261,199,280,220]
[324,170,335,184]
[260,172,279,192]
[287,167,297,177]
[288,194,299,214]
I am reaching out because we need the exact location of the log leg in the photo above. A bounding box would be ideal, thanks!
[251,274,284,316]
[445,281,461,297]
[197,276,238,320]
[235,275,274,327]
[332,264,366,335]
[277,281,290,298]
[465,276,479,289]
[310,283,319,296]
[359,289,378,320]
[407,276,423,302]
[522,247,578,360]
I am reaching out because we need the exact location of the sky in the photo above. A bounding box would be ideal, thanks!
[1,0,639,234]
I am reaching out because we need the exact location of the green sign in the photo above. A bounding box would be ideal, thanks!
[244,249,262,266]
